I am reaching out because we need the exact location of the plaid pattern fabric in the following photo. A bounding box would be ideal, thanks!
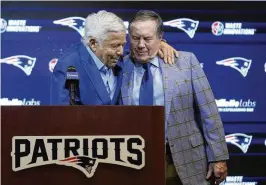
[121,52,229,185]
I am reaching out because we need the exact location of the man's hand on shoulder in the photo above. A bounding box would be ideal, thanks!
[158,41,179,65]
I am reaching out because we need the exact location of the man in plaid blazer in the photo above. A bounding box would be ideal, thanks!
[120,10,229,185]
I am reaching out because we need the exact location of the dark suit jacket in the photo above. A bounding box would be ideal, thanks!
[50,43,123,105]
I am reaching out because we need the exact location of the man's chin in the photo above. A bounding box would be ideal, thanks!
[107,62,117,68]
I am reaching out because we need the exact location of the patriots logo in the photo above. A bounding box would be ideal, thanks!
[225,133,252,153]
[163,18,199,38]
[57,156,98,178]
[49,58,58,72]
[216,57,252,77]
[53,17,86,37]
[0,55,36,76]
[53,17,130,36]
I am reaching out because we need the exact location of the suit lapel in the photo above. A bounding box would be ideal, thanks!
[111,64,123,105]
[121,55,134,105]
[79,44,111,104]
[159,58,176,119]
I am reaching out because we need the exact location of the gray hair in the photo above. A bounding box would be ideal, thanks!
[83,10,126,45]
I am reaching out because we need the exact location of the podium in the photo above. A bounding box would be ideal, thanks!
[1,106,165,185]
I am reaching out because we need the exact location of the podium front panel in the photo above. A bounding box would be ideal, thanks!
[1,106,165,185]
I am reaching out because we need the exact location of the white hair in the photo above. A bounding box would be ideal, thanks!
[83,10,126,45]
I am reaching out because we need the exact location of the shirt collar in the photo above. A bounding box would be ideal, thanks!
[150,56,159,68]
[133,56,159,68]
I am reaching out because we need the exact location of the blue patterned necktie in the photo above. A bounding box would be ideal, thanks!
[139,62,153,105]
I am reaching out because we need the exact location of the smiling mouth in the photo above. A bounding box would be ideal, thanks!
[111,58,119,62]
[137,52,147,55]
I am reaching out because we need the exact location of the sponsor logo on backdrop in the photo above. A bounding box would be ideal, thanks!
[53,17,129,37]
[0,98,41,105]
[11,136,145,178]
[220,176,258,185]
[216,57,252,77]
[0,55,36,76]
[0,18,41,33]
[1,18,8,33]
[163,18,199,38]
[264,62,266,73]
[216,99,256,112]
[49,58,58,72]
[225,133,252,153]
[212,21,224,36]
[212,21,256,36]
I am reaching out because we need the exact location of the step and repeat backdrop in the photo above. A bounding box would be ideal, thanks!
[1,1,266,184]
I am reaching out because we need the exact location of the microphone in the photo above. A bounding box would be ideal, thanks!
[65,66,79,105]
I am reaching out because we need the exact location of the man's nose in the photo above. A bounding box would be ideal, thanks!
[137,38,145,49]
[116,45,124,56]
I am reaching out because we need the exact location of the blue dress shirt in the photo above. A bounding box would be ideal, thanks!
[131,56,165,106]
[85,45,117,100]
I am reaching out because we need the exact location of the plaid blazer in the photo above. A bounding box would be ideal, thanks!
[121,52,229,185]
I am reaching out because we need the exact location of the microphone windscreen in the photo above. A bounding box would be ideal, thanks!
[66,66,79,80]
